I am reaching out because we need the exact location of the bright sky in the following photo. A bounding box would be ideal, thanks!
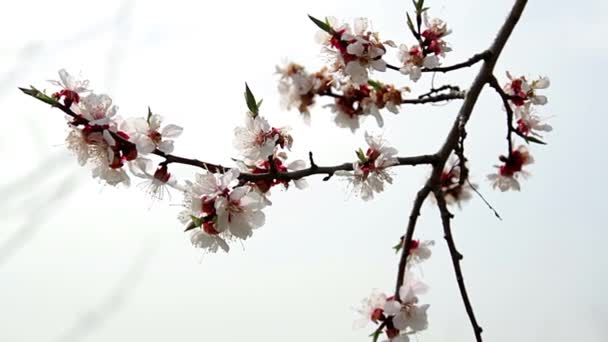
[1,0,606,341]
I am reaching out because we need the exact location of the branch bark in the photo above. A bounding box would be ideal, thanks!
[393,2,528,342]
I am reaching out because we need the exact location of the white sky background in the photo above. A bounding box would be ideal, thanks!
[0,0,606,341]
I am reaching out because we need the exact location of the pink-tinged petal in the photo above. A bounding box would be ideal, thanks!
[287,160,307,170]
[383,300,402,316]
[136,136,156,154]
[158,140,175,154]
[149,114,163,131]
[161,124,183,138]
[294,179,308,189]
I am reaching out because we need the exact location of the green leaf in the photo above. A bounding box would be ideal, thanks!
[20,86,59,107]
[356,148,367,163]
[369,329,382,342]
[393,241,403,253]
[406,12,416,33]
[367,80,383,91]
[522,135,547,145]
[308,14,335,34]
[190,215,203,228]
[147,106,153,124]
[244,83,259,117]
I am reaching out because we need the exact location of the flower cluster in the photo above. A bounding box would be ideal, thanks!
[179,169,266,253]
[315,17,392,86]
[398,13,451,81]
[336,132,398,200]
[276,62,334,123]
[487,72,551,191]
[48,69,185,191]
[355,240,433,341]
[436,155,474,207]
[487,145,534,192]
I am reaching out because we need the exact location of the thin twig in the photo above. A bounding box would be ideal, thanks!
[19,87,437,183]
[434,189,483,342]
[467,180,502,220]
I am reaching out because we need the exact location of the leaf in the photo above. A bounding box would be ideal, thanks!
[393,241,403,253]
[367,80,383,91]
[308,14,334,34]
[244,83,259,117]
[147,106,153,124]
[522,134,547,145]
[369,329,382,342]
[190,215,203,228]
[356,148,367,163]
[406,13,416,34]
[20,86,59,107]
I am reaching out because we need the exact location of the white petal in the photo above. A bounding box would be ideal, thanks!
[158,140,175,154]
[161,124,184,138]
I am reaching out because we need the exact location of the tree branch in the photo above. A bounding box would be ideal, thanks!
[393,2,528,341]
[386,50,490,74]
[422,51,492,73]
[20,87,437,183]
[434,189,483,342]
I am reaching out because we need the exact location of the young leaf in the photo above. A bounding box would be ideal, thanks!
[147,106,153,124]
[356,148,367,163]
[308,14,335,34]
[367,80,384,91]
[244,83,259,117]
[406,13,416,35]
[522,135,547,145]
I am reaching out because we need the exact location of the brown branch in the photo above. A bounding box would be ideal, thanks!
[319,89,464,104]
[434,189,483,342]
[393,2,528,341]
[20,87,437,183]
[386,50,490,75]
[488,74,514,154]
[394,185,432,299]
[422,51,492,73]
[401,92,464,104]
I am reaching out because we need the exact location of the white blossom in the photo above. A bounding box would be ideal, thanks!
[397,44,439,82]
[179,169,267,253]
[384,273,430,333]
[48,68,90,94]
[353,290,388,329]
[336,132,398,200]
[121,114,183,154]
[487,145,534,192]
[234,115,292,163]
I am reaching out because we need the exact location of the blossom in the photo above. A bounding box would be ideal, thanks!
[514,104,553,138]
[361,82,409,122]
[48,69,90,107]
[421,13,452,56]
[77,93,119,126]
[276,63,333,123]
[234,114,292,163]
[245,155,308,193]
[407,239,434,265]
[353,290,388,329]
[384,273,430,333]
[129,157,180,200]
[436,155,475,206]
[397,44,439,82]
[487,145,534,191]
[315,17,391,85]
[179,169,267,252]
[121,113,183,154]
[336,132,398,200]
[504,72,550,106]
[65,124,132,186]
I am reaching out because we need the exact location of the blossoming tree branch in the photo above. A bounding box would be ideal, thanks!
[21,0,549,341]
